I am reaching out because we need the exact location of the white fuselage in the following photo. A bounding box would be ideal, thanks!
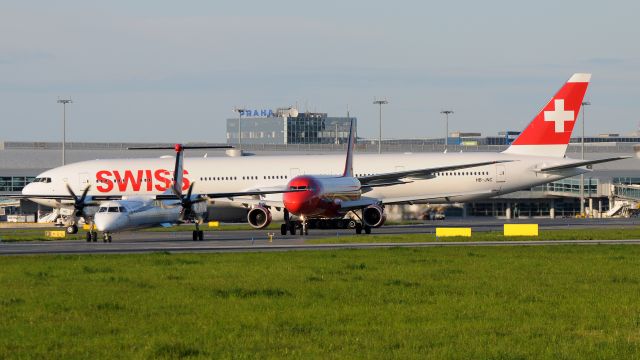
[94,199,183,232]
[23,152,587,209]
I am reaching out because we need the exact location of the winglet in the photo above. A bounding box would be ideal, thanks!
[342,117,355,177]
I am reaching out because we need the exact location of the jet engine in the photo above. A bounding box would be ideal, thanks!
[363,205,386,228]
[247,206,272,229]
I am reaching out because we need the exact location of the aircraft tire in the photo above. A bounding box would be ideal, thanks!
[198,231,204,241]
[66,225,78,235]
[281,224,288,236]
[355,223,362,234]
[289,223,296,235]
[192,231,198,241]
[364,225,371,234]
[86,232,92,242]
[91,232,98,242]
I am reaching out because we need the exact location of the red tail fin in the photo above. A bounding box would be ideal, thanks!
[503,73,591,157]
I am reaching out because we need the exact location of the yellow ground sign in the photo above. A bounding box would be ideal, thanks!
[436,227,472,237]
[208,221,220,227]
[504,224,538,236]
[82,224,92,230]
[45,231,66,238]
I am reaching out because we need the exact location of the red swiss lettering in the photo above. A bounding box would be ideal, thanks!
[145,170,153,191]
[96,170,113,193]
[113,170,144,192]
[154,169,171,191]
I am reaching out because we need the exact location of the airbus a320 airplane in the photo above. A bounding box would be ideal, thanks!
[20,73,629,235]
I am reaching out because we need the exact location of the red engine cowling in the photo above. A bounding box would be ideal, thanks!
[247,206,272,229]
[363,205,386,228]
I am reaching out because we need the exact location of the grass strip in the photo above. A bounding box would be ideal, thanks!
[2,246,640,358]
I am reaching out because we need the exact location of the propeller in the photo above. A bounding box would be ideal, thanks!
[66,184,95,218]
[172,182,207,222]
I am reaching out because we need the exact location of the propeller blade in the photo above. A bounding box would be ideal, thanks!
[79,185,91,203]
[190,197,208,204]
[186,182,195,200]
[65,183,78,201]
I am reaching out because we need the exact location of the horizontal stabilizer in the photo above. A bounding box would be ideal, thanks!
[380,189,499,205]
[537,156,631,172]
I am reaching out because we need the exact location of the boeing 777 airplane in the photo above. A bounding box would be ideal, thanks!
[18,73,630,235]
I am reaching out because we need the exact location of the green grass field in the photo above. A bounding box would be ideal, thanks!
[2,246,640,358]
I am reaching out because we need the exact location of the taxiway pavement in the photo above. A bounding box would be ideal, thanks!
[0,217,638,255]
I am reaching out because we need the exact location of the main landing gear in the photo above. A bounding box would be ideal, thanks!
[192,223,204,241]
[280,217,371,236]
[85,231,98,242]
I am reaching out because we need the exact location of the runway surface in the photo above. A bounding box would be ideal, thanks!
[0,217,638,255]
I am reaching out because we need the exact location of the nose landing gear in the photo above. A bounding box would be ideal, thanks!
[192,223,204,241]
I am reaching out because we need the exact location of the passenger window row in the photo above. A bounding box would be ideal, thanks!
[435,171,489,176]
[198,175,289,181]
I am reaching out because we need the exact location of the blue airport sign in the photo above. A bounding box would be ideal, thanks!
[239,109,275,117]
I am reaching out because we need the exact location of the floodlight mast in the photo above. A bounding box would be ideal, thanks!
[440,110,454,151]
[57,98,72,165]
[234,108,247,152]
[373,98,388,154]
[580,101,591,216]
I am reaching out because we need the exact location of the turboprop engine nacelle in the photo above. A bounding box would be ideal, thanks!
[247,206,272,229]
[363,205,386,228]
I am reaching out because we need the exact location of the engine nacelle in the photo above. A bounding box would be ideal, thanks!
[363,205,386,228]
[247,206,272,229]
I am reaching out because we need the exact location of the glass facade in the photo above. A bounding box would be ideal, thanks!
[227,112,356,145]
[0,176,35,192]
[287,113,354,144]
[532,178,599,195]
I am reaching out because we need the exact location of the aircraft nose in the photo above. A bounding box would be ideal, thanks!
[283,190,317,215]
[94,214,127,232]
[22,182,35,195]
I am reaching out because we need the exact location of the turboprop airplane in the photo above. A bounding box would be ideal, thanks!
[90,144,295,242]
[18,73,630,235]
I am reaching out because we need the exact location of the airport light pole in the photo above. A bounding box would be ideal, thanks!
[234,108,247,152]
[373,98,388,154]
[57,98,72,165]
[441,110,454,151]
[580,101,591,216]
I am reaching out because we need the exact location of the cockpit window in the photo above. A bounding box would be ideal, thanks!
[118,207,126,213]
[98,207,107,213]
[107,207,120,213]
[34,177,52,183]
[290,185,308,190]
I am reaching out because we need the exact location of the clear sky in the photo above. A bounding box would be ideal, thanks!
[1,0,639,143]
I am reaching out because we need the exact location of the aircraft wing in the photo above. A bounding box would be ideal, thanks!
[338,189,500,210]
[155,187,300,201]
[536,156,631,172]
[5,194,123,201]
[213,197,285,209]
[358,160,512,187]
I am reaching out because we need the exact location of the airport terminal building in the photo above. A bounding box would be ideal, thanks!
[226,107,355,145]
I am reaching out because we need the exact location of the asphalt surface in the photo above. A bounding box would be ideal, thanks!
[1,217,638,255]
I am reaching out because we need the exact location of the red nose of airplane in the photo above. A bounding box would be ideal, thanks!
[283,176,320,215]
